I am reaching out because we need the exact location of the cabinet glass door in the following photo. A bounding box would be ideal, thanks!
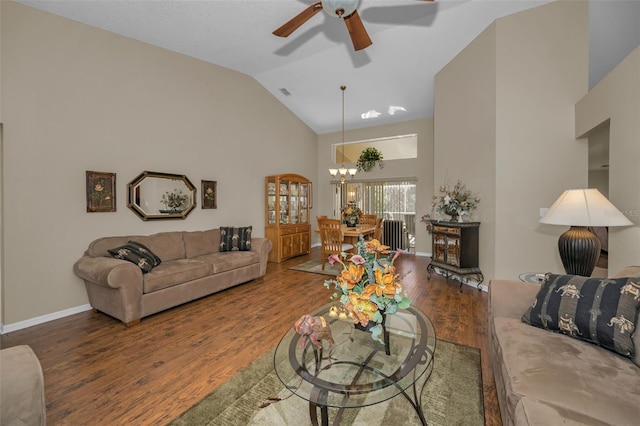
[290,182,299,224]
[446,237,460,266]
[434,235,447,262]
[300,183,308,224]
[267,180,276,225]
[279,181,289,224]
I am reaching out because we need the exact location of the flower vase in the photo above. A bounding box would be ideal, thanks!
[354,311,390,355]
[346,217,358,228]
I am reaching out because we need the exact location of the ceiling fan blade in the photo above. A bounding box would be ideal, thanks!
[343,10,372,51]
[273,1,323,37]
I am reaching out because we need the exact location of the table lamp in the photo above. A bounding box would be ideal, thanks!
[539,188,632,276]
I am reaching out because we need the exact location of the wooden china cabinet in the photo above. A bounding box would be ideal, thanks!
[427,220,483,288]
[265,174,311,263]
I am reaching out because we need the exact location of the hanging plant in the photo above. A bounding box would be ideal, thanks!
[356,147,384,172]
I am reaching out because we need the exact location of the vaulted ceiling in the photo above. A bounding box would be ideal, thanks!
[17,0,632,135]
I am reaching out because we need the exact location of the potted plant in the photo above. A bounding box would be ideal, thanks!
[356,147,384,172]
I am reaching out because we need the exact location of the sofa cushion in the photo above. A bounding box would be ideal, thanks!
[183,229,220,258]
[134,232,186,261]
[522,274,640,358]
[195,251,260,274]
[142,259,212,293]
[492,317,640,425]
[219,226,252,252]
[108,243,158,273]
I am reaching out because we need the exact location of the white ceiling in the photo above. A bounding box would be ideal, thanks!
[17,0,593,135]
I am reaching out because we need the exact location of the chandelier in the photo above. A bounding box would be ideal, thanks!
[329,85,357,184]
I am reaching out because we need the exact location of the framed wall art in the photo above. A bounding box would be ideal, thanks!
[201,180,217,209]
[86,171,116,212]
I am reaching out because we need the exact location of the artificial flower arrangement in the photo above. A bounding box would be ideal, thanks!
[161,188,189,211]
[323,238,411,343]
[356,147,384,172]
[341,201,363,225]
[432,180,480,221]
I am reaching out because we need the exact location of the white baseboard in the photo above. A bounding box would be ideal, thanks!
[0,304,93,334]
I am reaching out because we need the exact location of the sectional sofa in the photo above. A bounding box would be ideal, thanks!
[488,267,640,425]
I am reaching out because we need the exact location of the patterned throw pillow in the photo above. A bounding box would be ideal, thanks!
[108,242,162,273]
[219,226,252,252]
[128,241,162,267]
[522,274,640,358]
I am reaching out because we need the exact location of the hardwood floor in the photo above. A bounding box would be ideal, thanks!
[0,247,501,425]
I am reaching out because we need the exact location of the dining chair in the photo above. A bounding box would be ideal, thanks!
[373,217,384,243]
[360,214,377,226]
[318,218,354,270]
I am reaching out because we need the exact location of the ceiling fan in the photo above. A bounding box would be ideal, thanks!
[273,0,435,51]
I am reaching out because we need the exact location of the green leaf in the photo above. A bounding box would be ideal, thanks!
[397,298,411,309]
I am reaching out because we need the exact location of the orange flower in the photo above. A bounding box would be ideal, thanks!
[361,268,399,299]
[345,292,378,326]
[337,263,365,290]
[365,239,391,255]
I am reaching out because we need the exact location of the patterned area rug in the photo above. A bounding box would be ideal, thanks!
[289,259,341,277]
[171,339,484,426]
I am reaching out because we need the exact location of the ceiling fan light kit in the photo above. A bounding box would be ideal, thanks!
[321,0,360,18]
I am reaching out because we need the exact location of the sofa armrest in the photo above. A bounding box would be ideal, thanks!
[488,279,540,321]
[73,256,142,289]
[250,237,273,276]
[0,345,46,426]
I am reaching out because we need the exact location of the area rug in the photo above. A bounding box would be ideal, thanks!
[289,259,341,277]
[171,339,484,426]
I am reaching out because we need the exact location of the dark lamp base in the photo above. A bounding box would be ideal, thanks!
[558,226,601,277]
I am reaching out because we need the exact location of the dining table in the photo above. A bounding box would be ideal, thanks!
[315,224,376,245]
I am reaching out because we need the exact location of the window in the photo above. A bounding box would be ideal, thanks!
[331,134,417,164]
[332,179,417,250]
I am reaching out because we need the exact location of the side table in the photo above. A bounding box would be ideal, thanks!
[518,272,547,284]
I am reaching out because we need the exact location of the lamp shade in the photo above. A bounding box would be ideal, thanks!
[539,189,633,227]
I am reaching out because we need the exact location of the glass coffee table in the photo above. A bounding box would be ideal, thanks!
[274,303,436,426]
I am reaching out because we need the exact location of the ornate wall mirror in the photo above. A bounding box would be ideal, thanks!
[127,171,196,220]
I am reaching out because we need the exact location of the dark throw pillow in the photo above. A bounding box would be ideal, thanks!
[219,226,252,252]
[522,273,640,359]
[108,242,161,273]
[127,240,162,267]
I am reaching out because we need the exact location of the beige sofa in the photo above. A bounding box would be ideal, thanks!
[0,345,46,426]
[73,228,272,325]
[488,268,640,425]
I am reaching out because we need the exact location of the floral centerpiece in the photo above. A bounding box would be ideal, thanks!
[161,188,189,211]
[356,147,384,172]
[323,238,411,343]
[432,180,480,222]
[341,201,363,227]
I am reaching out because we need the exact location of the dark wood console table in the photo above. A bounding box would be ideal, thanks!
[427,220,483,289]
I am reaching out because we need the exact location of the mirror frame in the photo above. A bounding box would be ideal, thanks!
[127,171,197,221]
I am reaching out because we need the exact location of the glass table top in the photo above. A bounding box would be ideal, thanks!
[274,303,436,410]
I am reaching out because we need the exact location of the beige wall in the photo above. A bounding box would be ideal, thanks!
[434,22,497,281]
[316,119,434,254]
[576,46,640,273]
[434,0,589,282]
[1,2,317,326]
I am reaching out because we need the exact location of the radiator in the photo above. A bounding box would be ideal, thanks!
[383,220,405,251]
